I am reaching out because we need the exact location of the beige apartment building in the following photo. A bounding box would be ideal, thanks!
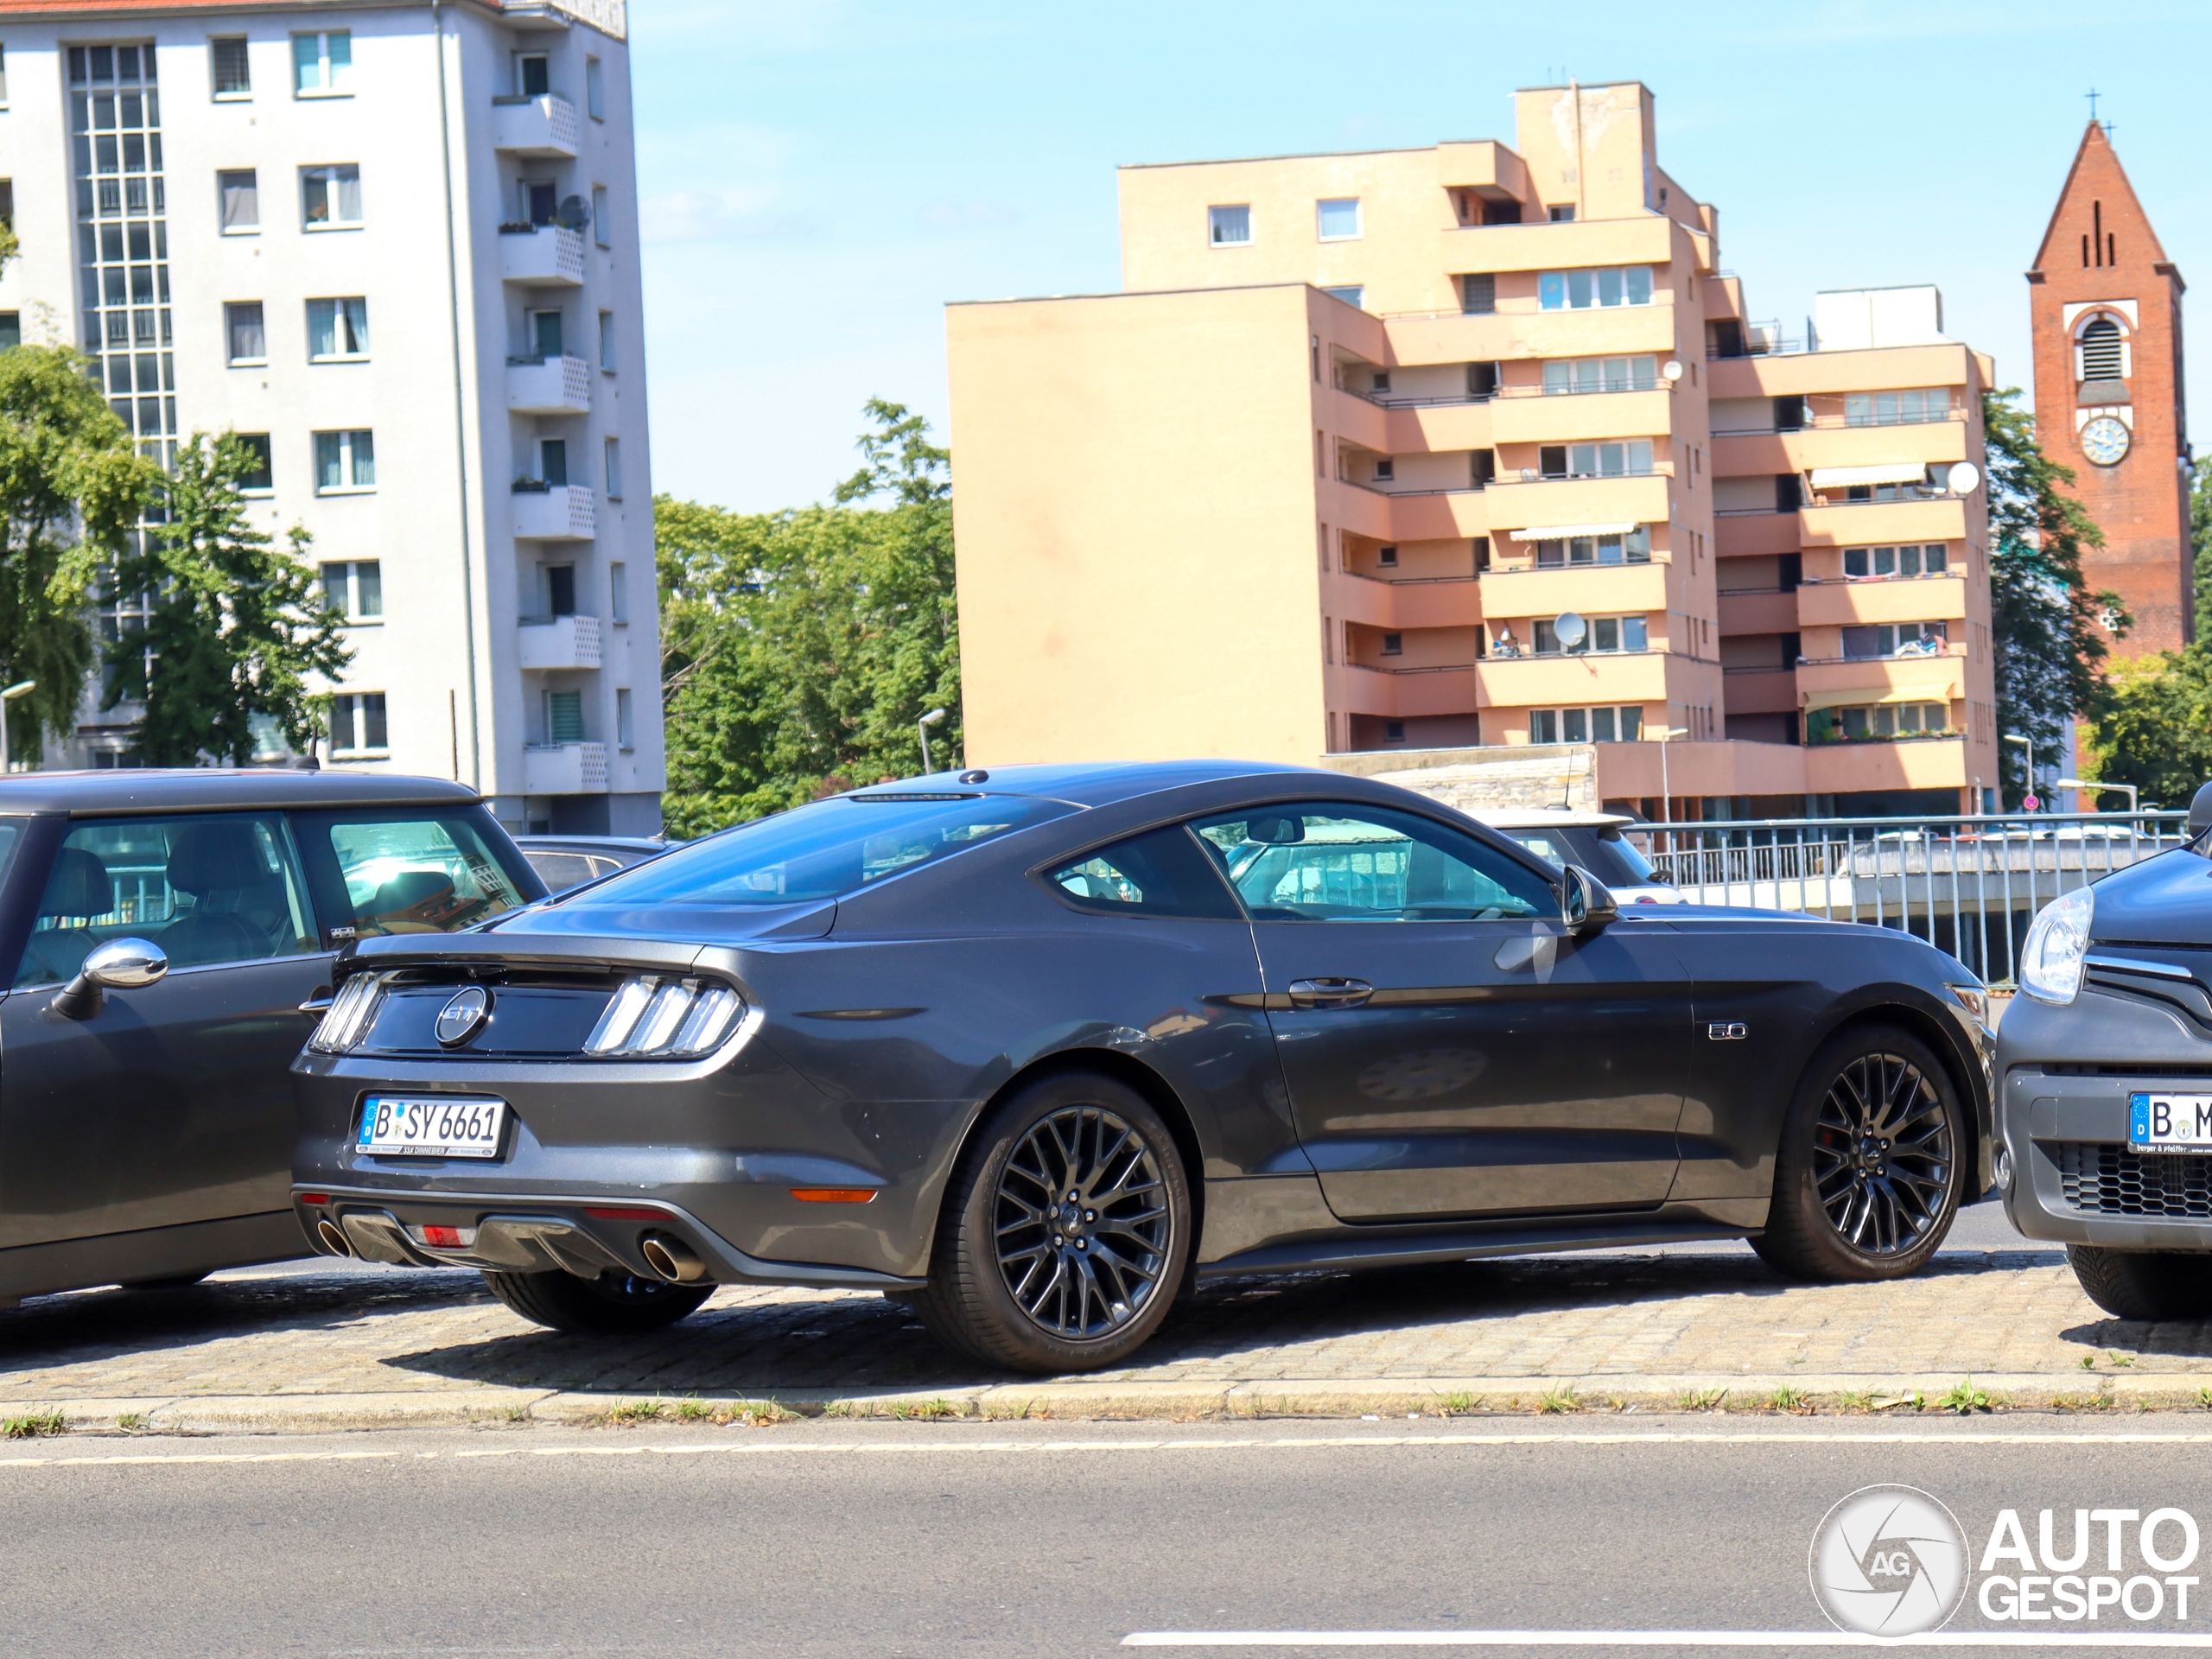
[947,82,1999,817]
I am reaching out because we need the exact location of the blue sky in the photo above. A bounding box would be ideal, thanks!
[632,0,2211,513]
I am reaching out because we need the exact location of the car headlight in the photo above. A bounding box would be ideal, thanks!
[2019,885,2094,1006]
[584,975,750,1058]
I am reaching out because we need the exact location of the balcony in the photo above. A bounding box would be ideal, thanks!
[523,741,609,795]
[492,93,581,158]
[518,612,603,671]
[507,354,593,416]
[512,482,596,541]
[499,225,585,287]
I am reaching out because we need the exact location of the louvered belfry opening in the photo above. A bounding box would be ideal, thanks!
[2077,316,2124,383]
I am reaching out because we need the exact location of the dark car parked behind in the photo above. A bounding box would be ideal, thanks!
[512,835,671,894]
[0,771,544,1306]
[294,761,1993,1374]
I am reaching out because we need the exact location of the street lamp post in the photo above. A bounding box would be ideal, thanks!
[0,680,36,776]
[917,708,947,776]
[2004,733,2035,810]
[1656,726,1691,855]
[2056,777,2138,814]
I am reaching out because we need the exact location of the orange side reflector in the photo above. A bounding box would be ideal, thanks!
[791,1187,877,1204]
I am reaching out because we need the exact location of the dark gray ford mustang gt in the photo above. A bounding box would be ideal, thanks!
[292,761,1994,1372]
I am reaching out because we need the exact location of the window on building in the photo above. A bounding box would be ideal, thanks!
[1590,617,1649,652]
[225,301,265,364]
[1372,459,1394,483]
[603,435,622,499]
[1841,621,1948,660]
[1548,204,1576,222]
[1208,204,1250,246]
[1377,545,1398,568]
[313,429,374,492]
[585,54,605,120]
[219,168,259,232]
[591,183,609,247]
[516,52,550,97]
[597,309,615,372]
[1842,543,1950,580]
[1844,388,1949,427]
[540,437,569,487]
[301,164,362,227]
[1807,702,1950,744]
[1530,706,1643,745]
[2078,316,2125,382]
[1459,272,1495,315]
[321,560,382,621]
[615,687,634,750]
[1317,197,1361,240]
[292,30,351,95]
[306,296,368,359]
[608,560,628,624]
[0,42,9,106]
[545,689,584,744]
[1538,266,1655,310]
[328,692,388,755]
[1383,720,1406,743]
[1321,285,1364,308]
[1542,356,1659,395]
[232,432,272,492]
[522,179,557,226]
[1467,361,1499,398]
[1540,441,1655,480]
[0,315,18,352]
[546,563,576,617]
[1380,632,1402,656]
[530,308,563,359]
[211,36,250,98]
[0,180,11,231]
[1533,527,1652,568]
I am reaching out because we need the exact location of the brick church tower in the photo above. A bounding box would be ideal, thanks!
[2027,121,2191,654]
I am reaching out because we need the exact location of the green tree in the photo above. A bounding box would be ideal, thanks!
[1983,390,2124,806]
[2190,455,2212,645]
[103,432,352,766]
[2088,647,2212,810]
[0,344,156,762]
[658,400,960,836]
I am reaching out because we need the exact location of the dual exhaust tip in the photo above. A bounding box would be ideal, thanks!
[315,1211,705,1285]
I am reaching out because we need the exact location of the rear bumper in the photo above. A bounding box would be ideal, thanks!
[292,1185,926,1289]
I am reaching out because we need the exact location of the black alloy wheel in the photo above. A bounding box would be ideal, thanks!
[481,1267,713,1335]
[915,1071,1191,1373]
[1754,1024,1964,1281]
[2068,1244,2212,1323]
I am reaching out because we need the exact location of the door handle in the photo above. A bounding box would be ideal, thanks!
[299,990,334,1016]
[1286,977,1375,1009]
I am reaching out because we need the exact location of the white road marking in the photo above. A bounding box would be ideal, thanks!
[1122,1634,2212,1649]
[3,1428,2212,1469]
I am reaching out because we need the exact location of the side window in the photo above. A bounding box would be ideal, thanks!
[320,815,531,937]
[1190,804,1555,923]
[1045,825,1243,920]
[16,814,316,983]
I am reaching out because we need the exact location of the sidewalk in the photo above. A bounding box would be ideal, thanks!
[2,1235,2210,1434]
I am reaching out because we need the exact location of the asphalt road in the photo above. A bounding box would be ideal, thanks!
[6,1416,2212,1657]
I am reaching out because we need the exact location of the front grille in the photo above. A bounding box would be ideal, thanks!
[2057,1141,2212,1218]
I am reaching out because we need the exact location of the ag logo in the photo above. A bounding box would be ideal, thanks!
[434,985,492,1048]
[1809,1484,1969,1636]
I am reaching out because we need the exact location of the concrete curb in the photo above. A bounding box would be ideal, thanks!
[3,1370,2208,1436]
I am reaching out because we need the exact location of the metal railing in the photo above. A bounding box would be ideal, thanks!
[1623,811,2196,988]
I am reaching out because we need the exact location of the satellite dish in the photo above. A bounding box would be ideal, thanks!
[1554,611,1588,651]
[1661,359,1685,383]
[1946,461,1981,495]
[554,194,591,232]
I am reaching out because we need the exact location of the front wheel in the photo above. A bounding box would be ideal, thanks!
[2068,1244,2212,1321]
[913,1071,1191,1374]
[481,1268,712,1335]
[1751,1024,1964,1281]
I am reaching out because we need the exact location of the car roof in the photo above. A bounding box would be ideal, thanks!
[844,760,1316,809]
[0,767,482,817]
[514,835,669,854]
[1475,810,1634,830]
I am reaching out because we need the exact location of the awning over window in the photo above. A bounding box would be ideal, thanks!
[1506,521,1641,541]
[1802,685,1960,713]
[1808,462,1929,489]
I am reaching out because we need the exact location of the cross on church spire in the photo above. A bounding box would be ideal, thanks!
[2085,89,2114,135]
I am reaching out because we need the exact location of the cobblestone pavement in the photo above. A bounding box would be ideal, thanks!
[3,1233,2209,1421]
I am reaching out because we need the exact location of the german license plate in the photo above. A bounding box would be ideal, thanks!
[358,1096,507,1160]
[2130,1093,2212,1153]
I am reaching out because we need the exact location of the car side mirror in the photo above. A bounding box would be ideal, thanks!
[1561,865,1618,938]
[2190,779,2212,839]
[52,937,168,1020]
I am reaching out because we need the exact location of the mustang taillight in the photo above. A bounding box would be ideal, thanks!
[584,975,748,1058]
[308,972,386,1053]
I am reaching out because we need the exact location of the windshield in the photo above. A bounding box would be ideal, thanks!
[566,794,1076,907]
[1499,824,1668,889]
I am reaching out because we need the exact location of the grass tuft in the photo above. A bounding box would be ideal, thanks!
[1766,1385,1810,1414]
[1,1410,67,1440]
[1436,1390,1482,1415]
[1536,1387,1580,1415]
[605,1398,664,1425]
[115,1412,145,1432]
[1679,1388,1727,1413]
[1937,1378,1992,1415]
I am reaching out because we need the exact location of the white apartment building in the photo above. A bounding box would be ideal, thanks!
[0,0,664,835]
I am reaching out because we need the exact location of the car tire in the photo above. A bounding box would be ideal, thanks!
[480,1268,713,1335]
[912,1071,1192,1375]
[2067,1244,2212,1321]
[1751,1023,1965,1282]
